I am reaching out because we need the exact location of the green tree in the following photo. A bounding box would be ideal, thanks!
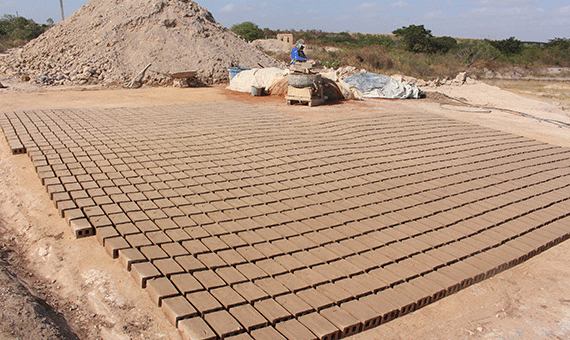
[0,14,47,40]
[432,36,457,54]
[230,21,264,42]
[488,37,523,55]
[392,24,433,53]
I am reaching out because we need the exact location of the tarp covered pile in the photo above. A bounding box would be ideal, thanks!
[227,68,423,100]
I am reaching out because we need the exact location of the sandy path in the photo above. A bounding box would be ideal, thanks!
[0,80,569,339]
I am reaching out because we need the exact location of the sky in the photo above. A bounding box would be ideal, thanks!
[1,0,569,42]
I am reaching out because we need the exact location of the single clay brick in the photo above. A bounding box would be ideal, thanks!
[161,242,189,257]
[275,293,314,317]
[130,262,161,288]
[255,259,288,277]
[340,299,380,330]
[193,270,226,290]
[237,263,270,281]
[275,318,318,340]
[118,248,146,271]
[298,312,341,340]
[311,264,346,283]
[294,268,328,287]
[296,288,334,311]
[315,283,352,304]
[230,304,269,331]
[275,272,310,292]
[140,245,169,261]
[104,236,130,259]
[377,286,417,316]
[254,298,292,325]
[178,317,217,340]
[186,290,223,316]
[95,226,119,246]
[176,255,206,272]
[254,277,289,298]
[216,266,248,285]
[125,233,152,248]
[236,246,266,262]
[146,277,180,307]
[154,258,185,277]
[204,310,244,338]
[234,281,269,303]
[250,326,287,340]
[197,252,227,269]
[359,293,399,323]
[170,273,203,294]
[211,286,246,309]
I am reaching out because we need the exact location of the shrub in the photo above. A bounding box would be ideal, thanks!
[230,21,264,42]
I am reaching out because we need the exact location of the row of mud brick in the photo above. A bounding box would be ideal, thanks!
[1,103,570,340]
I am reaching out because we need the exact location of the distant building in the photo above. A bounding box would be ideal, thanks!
[277,33,294,44]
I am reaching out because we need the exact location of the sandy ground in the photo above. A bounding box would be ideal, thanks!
[1,79,569,339]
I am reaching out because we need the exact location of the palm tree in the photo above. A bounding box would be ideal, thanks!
[59,0,65,21]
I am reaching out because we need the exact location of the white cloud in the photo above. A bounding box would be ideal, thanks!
[219,4,236,13]
[357,2,378,11]
[425,10,443,19]
[390,1,408,8]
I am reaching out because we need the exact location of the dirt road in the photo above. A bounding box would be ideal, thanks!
[1,80,569,339]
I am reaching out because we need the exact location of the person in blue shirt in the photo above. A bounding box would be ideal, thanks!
[291,39,310,65]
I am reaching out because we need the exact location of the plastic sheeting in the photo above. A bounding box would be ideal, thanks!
[227,68,287,93]
[343,72,423,99]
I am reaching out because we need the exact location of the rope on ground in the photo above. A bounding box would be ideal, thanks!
[436,91,570,129]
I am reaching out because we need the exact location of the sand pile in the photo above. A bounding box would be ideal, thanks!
[0,0,282,86]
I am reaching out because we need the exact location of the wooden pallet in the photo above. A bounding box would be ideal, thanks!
[286,86,325,107]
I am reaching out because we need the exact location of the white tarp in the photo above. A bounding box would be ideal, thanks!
[343,72,423,99]
[227,68,287,92]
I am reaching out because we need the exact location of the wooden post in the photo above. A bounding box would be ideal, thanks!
[60,0,65,21]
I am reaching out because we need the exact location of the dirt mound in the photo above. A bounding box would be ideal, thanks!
[0,0,282,86]
[252,38,293,54]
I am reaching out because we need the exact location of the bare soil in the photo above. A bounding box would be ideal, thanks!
[0,79,569,340]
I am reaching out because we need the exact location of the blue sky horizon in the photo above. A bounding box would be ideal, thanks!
[1,0,568,42]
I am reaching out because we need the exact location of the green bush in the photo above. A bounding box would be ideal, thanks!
[230,21,264,42]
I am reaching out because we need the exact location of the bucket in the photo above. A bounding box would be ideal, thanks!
[251,86,265,96]
[228,66,250,80]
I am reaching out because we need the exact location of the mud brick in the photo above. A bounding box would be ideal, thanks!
[334,277,370,299]
[161,295,198,326]
[393,281,432,310]
[165,229,192,243]
[118,248,146,271]
[95,226,119,246]
[135,220,160,233]
[211,286,247,309]
[69,218,94,239]
[146,277,180,307]
[125,233,152,248]
[176,255,206,273]
[234,281,269,303]
[250,326,287,340]
[197,252,226,270]
[141,245,169,261]
[229,304,269,332]
[57,200,78,218]
[294,268,328,287]
[422,270,461,296]
[254,277,289,298]
[328,259,363,277]
[275,272,311,292]
[186,290,223,316]
[182,239,209,255]
[340,299,380,331]
[274,254,305,272]
[315,283,352,304]
[408,275,448,303]
[204,310,244,338]
[202,236,230,252]
[220,233,248,249]
[178,317,217,340]
[216,266,248,285]
[170,273,203,294]
[104,236,130,259]
[297,288,334,311]
[359,292,400,323]
[311,264,346,283]
[236,263,268,281]
[218,249,247,266]
[292,251,323,267]
[254,298,292,326]
[298,312,341,340]
[289,235,318,251]
[154,258,185,277]
[161,242,189,257]
[256,259,288,277]
[131,262,161,288]
[273,239,301,254]
[116,222,139,236]
[307,247,339,263]
[194,270,226,290]
[275,319,317,340]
